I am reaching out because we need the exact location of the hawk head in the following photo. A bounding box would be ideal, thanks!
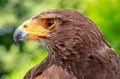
[13,9,110,60]
[13,9,120,79]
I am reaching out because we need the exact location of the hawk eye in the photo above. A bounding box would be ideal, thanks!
[47,19,54,27]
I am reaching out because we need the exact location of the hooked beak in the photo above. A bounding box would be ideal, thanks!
[13,26,27,45]
[13,19,49,45]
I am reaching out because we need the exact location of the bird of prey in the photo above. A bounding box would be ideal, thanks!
[13,9,120,79]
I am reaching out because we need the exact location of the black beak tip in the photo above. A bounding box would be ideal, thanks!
[14,41,17,46]
[13,38,17,46]
[13,33,18,46]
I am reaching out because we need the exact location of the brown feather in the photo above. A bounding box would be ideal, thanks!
[23,9,120,79]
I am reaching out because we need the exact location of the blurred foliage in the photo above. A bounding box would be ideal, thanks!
[0,0,120,79]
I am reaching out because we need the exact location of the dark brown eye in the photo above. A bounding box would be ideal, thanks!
[47,19,54,27]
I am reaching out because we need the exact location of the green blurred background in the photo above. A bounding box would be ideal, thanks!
[0,0,120,79]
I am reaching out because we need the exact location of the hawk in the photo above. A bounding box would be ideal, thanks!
[13,9,120,79]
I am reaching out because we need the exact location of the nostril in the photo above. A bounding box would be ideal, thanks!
[23,25,28,28]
